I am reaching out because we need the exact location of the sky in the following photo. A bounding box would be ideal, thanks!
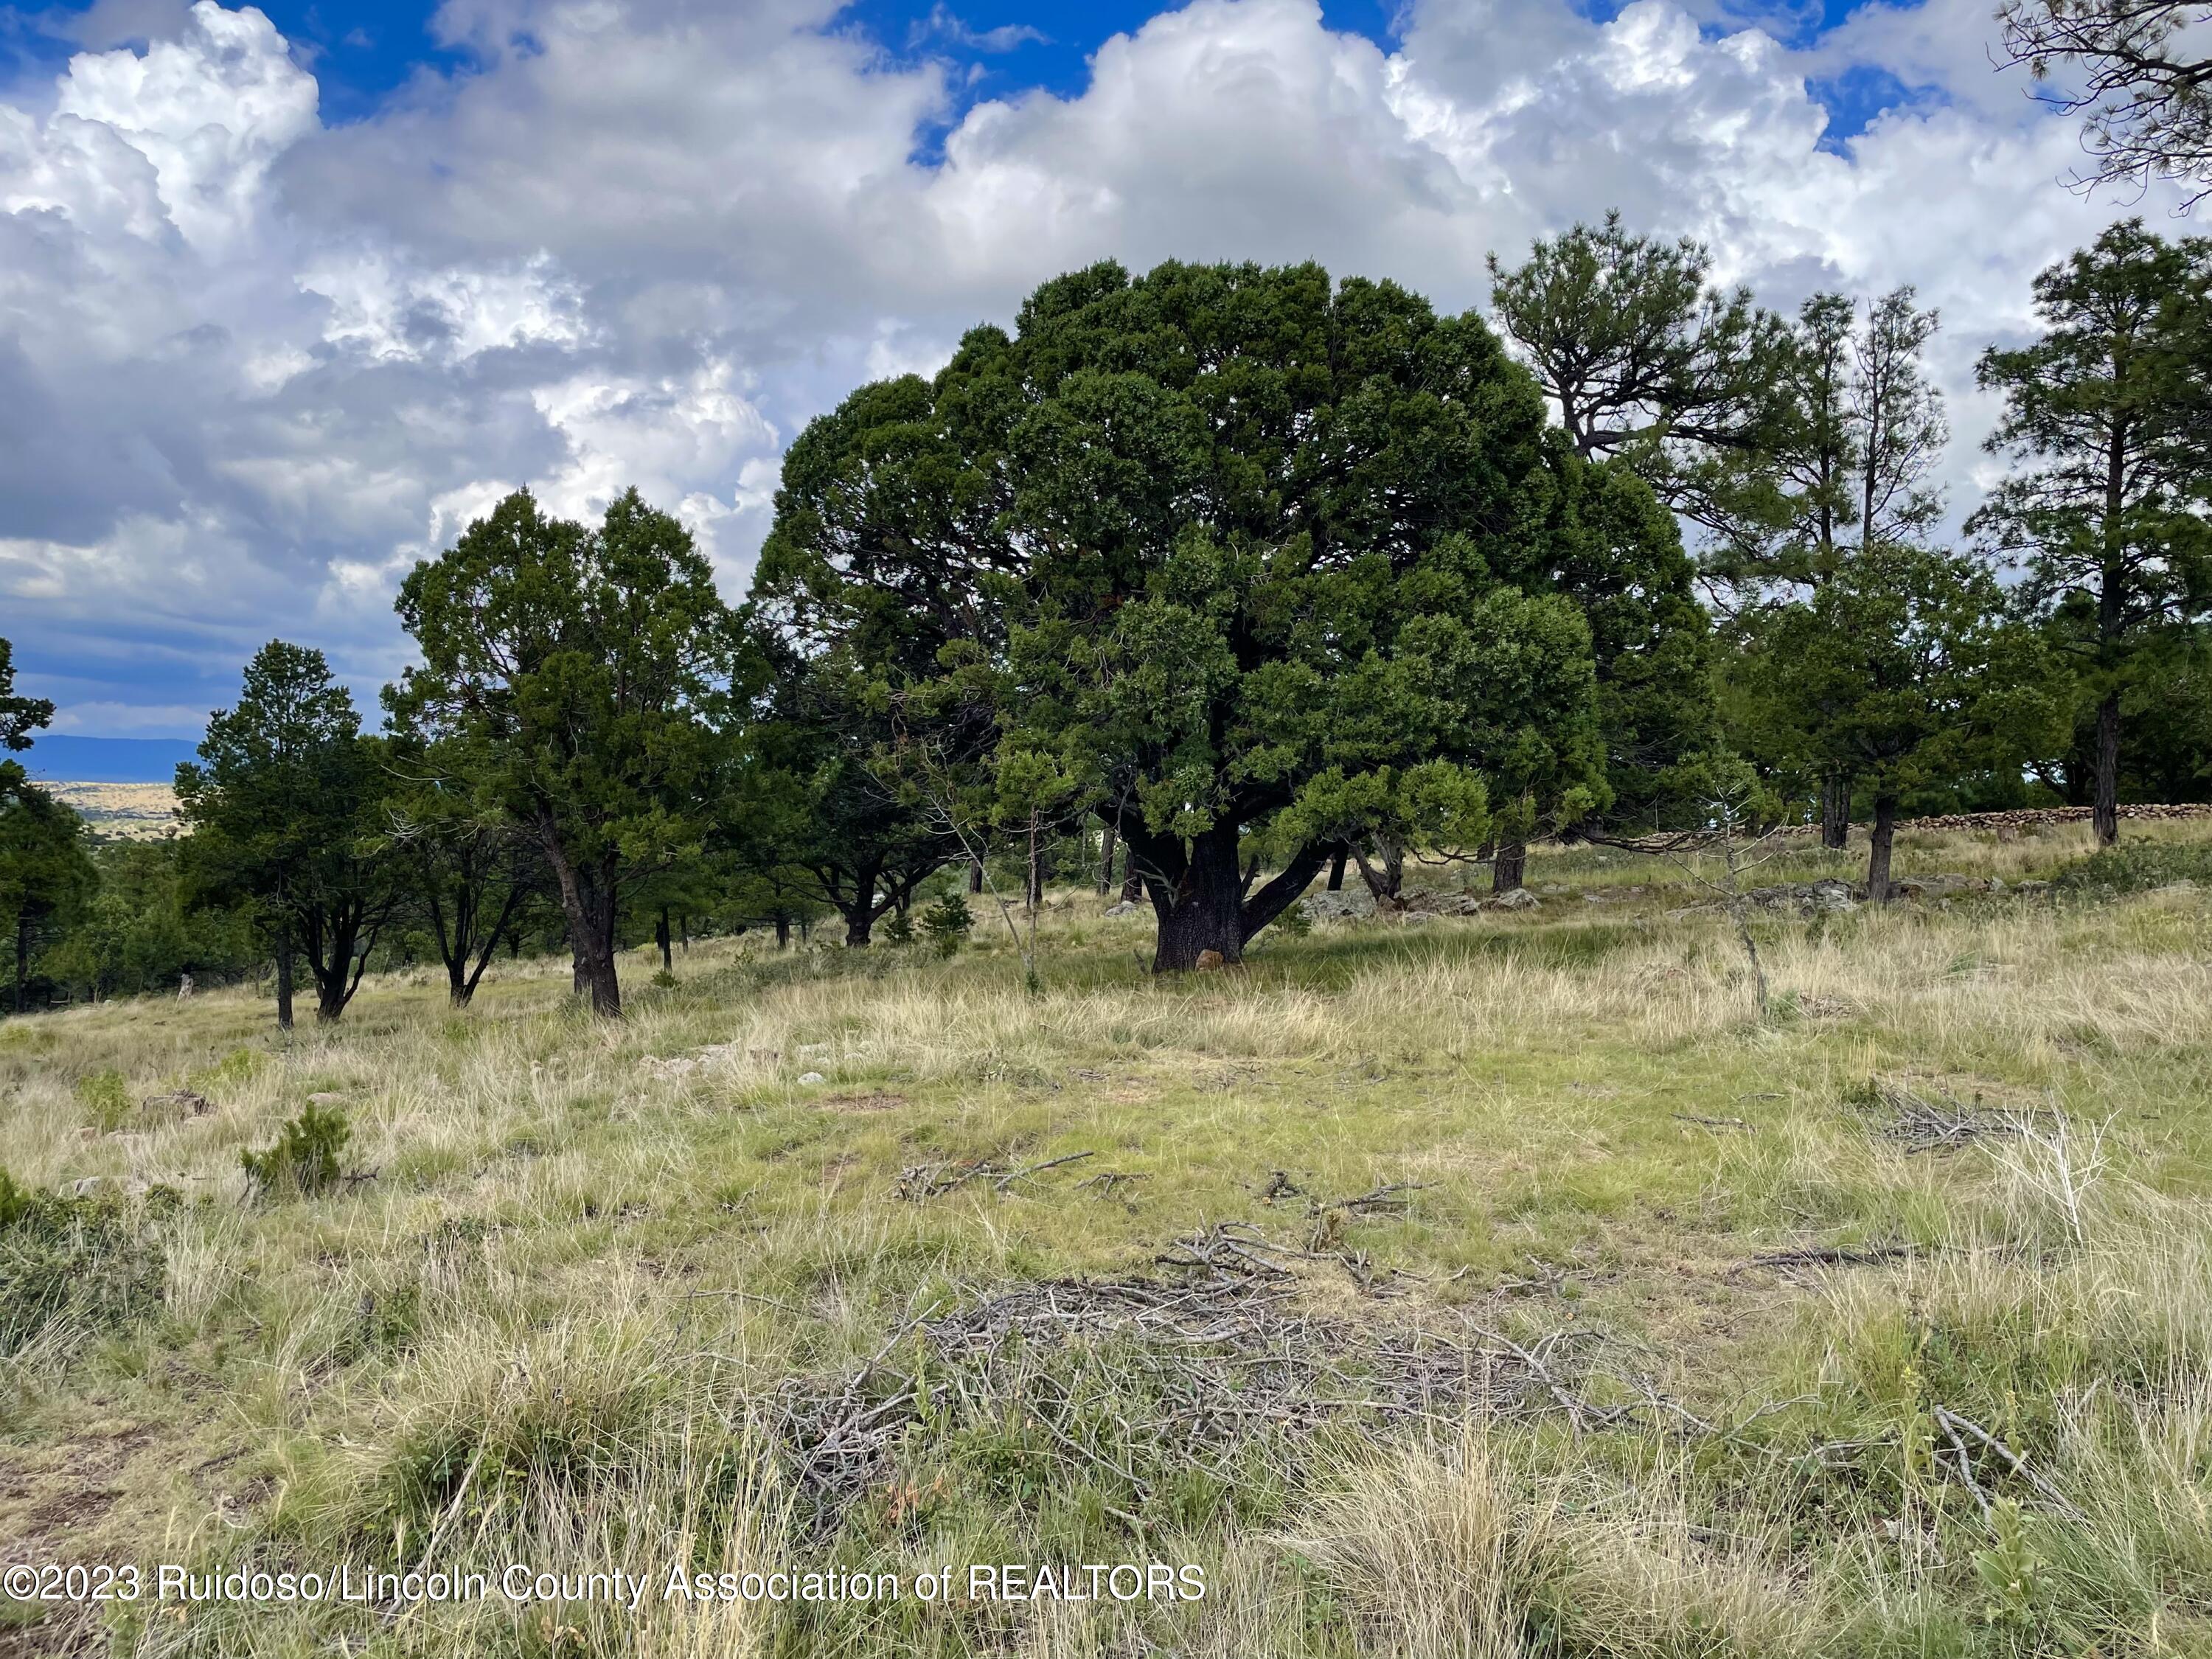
[0,0,2191,750]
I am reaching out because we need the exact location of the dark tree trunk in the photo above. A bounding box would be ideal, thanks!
[2093,689,2121,846]
[1868,795,1899,902]
[13,914,27,1015]
[1136,825,1330,973]
[774,911,791,950]
[655,907,673,973]
[1820,773,1851,851]
[967,859,984,894]
[1098,820,1117,894]
[1144,827,1251,972]
[1119,843,1141,903]
[1326,846,1348,891]
[1492,842,1528,894]
[1353,842,1405,909]
[310,904,364,1023]
[274,922,296,1031]
[679,911,689,951]
[542,825,621,1016]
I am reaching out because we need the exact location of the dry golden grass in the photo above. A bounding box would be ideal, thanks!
[1,824,2208,1655]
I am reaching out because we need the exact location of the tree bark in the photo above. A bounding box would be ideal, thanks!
[274,919,296,1031]
[656,907,673,973]
[1144,827,1251,972]
[1868,794,1899,902]
[1326,846,1348,891]
[774,912,791,950]
[1352,841,1405,909]
[2093,689,2121,846]
[1119,843,1141,903]
[540,823,621,1016]
[315,919,356,1023]
[1098,820,1117,895]
[1492,842,1528,894]
[1137,825,1330,972]
[967,858,984,894]
[1820,773,1851,851]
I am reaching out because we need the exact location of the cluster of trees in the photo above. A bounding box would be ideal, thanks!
[3,216,2208,1021]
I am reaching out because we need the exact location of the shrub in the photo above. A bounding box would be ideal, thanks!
[240,1103,352,1199]
[882,908,916,947]
[73,1068,132,1133]
[2052,841,2212,899]
[919,894,975,959]
[0,1169,172,1359]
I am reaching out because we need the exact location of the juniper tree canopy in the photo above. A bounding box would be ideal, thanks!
[392,488,748,1017]
[762,260,1694,969]
[176,641,399,1026]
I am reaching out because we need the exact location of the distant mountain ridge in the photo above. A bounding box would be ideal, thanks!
[21,734,198,785]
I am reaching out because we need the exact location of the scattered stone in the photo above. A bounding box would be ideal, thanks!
[1488,887,1542,911]
[141,1089,211,1119]
[798,1071,827,1085]
[1400,888,1482,916]
[1102,900,1142,917]
[1301,888,1377,920]
[306,1091,345,1107]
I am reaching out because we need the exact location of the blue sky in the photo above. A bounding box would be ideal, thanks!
[0,0,2160,773]
[5,0,1913,136]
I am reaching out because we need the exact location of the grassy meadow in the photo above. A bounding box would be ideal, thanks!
[3,819,2211,1658]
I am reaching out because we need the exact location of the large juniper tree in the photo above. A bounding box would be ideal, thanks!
[175,642,400,1026]
[392,488,746,1017]
[764,260,1655,970]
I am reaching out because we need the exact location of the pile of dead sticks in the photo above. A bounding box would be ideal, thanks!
[768,1217,2091,1537]
[775,1220,1588,1527]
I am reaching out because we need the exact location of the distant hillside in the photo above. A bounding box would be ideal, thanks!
[23,734,197,784]
[44,782,180,841]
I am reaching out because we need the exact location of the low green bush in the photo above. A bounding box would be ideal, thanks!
[240,1102,352,1199]
[0,1169,172,1358]
[73,1068,132,1133]
[2052,840,2212,897]
[919,893,975,959]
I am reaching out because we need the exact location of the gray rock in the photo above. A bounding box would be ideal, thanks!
[1807,878,1859,913]
[1401,888,1481,916]
[1301,888,1377,920]
[1489,887,1542,911]
[798,1071,827,1085]
[1102,900,1142,917]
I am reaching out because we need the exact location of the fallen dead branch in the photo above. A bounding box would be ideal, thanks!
[771,1220,1607,1530]
[894,1150,1095,1200]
